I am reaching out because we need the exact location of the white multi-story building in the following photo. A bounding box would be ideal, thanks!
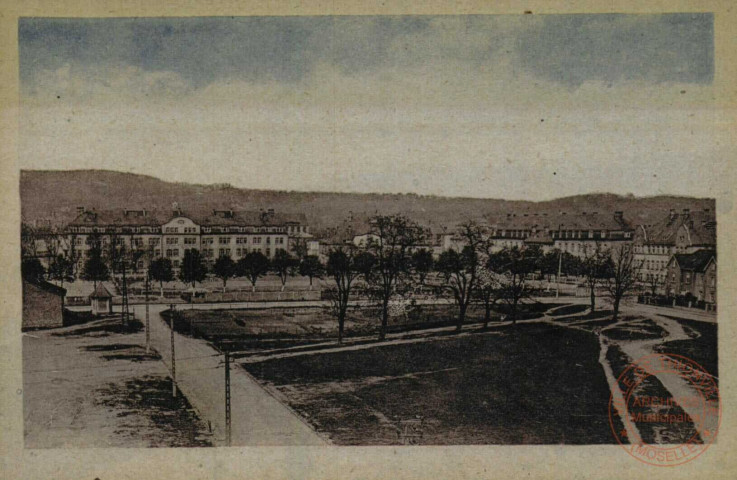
[58,205,310,272]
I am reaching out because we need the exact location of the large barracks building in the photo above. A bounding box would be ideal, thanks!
[62,204,312,271]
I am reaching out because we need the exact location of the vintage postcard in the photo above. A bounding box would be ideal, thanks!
[1,1,735,479]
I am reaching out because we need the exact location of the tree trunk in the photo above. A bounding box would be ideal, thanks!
[160,281,164,298]
[378,297,389,341]
[251,282,256,293]
[590,285,596,312]
[612,297,621,322]
[457,301,467,332]
[309,277,313,290]
[338,309,346,344]
[281,282,286,292]
[484,299,492,329]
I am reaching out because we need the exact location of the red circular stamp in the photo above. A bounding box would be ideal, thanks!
[608,353,720,467]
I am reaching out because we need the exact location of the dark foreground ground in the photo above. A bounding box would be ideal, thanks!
[244,323,623,445]
[23,317,212,448]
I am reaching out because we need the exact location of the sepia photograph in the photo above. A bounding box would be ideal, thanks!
[3,3,736,479]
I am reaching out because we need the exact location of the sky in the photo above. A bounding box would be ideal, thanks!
[18,14,730,201]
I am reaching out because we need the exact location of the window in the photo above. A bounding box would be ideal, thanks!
[253,237,261,244]
[275,237,284,245]
[218,248,231,257]
[183,227,197,233]
[166,249,172,257]
[172,249,179,257]
[165,227,179,233]
[149,238,159,245]
[202,238,213,245]
[219,237,230,245]
[173,260,180,267]
[166,237,178,245]
[266,248,271,257]
[184,237,197,245]
[266,237,271,244]
[154,249,160,257]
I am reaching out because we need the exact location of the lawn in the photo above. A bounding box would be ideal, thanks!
[244,323,619,445]
[603,318,667,341]
[166,302,563,352]
[655,316,718,378]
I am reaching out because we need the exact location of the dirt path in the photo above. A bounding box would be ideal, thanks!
[133,304,327,446]
[23,319,212,448]
[610,314,719,441]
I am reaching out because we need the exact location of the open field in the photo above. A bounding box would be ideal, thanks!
[23,317,212,448]
[243,323,621,445]
[655,316,718,378]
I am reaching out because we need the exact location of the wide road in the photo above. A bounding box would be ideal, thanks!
[128,303,327,446]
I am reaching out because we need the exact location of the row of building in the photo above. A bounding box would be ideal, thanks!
[22,204,716,307]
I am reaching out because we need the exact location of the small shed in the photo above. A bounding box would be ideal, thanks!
[90,283,114,316]
[22,279,66,330]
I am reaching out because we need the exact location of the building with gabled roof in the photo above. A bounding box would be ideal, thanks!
[633,208,715,290]
[60,205,311,272]
[664,249,716,307]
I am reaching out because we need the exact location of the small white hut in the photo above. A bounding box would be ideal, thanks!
[90,283,113,316]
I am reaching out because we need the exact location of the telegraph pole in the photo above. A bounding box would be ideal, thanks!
[170,304,177,398]
[224,350,232,446]
[556,249,562,298]
[145,272,150,354]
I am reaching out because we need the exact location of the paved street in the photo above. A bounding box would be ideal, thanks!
[130,303,327,446]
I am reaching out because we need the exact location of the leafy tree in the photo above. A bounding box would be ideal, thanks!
[179,248,208,289]
[326,247,365,343]
[81,244,109,289]
[271,249,298,292]
[237,251,270,292]
[434,221,485,331]
[47,254,74,289]
[21,257,45,283]
[149,257,174,297]
[213,255,237,292]
[602,244,643,321]
[411,248,434,287]
[363,215,425,340]
[298,255,325,290]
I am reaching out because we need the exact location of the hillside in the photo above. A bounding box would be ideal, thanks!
[20,170,715,232]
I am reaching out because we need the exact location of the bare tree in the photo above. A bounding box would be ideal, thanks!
[364,215,425,341]
[602,243,643,322]
[435,222,485,332]
[325,247,366,343]
[493,246,541,324]
[580,242,611,312]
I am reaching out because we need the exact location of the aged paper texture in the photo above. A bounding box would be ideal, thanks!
[1,1,736,479]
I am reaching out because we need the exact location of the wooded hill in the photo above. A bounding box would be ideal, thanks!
[20,170,715,233]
